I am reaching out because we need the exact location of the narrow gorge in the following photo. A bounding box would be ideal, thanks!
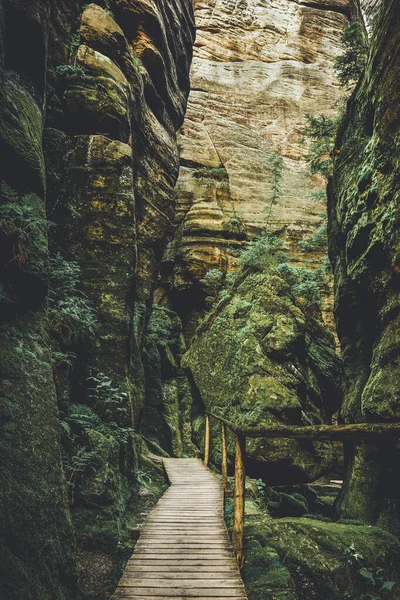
[0,1,399,600]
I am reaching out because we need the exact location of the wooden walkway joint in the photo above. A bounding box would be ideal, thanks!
[113,458,247,599]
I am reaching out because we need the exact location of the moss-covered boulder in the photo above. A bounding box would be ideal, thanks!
[243,518,400,600]
[328,0,400,533]
[183,270,342,483]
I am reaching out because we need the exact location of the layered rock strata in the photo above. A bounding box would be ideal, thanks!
[328,0,400,534]
[160,0,362,335]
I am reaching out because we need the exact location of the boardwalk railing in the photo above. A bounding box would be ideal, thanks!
[203,411,400,568]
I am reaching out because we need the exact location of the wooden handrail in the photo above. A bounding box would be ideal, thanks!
[203,410,400,568]
[206,411,400,440]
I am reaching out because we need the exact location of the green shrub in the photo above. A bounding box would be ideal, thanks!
[301,114,340,177]
[69,32,81,60]
[48,253,97,344]
[275,262,322,308]
[299,220,328,252]
[86,372,130,425]
[239,235,288,272]
[334,22,368,88]
[193,166,229,182]
[55,64,89,78]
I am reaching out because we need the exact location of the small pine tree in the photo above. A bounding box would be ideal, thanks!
[264,153,284,224]
[334,22,368,88]
[301,114,339,178]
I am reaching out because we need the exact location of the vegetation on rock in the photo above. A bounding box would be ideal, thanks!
[334,22,369,88]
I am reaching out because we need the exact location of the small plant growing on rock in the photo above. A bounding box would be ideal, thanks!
[200,268,226,307]
[299,218,328,252]
[48,253,97,344]
[334,22,369,88]
[193,166,229,183]
[239,235,288,272]
[86,372,130,425]
[69,32,81,62]
[264,152,284,225]
[345,543,398,599]
[55,64,89,78]
[301,114,340,178]
[0,185,49,267]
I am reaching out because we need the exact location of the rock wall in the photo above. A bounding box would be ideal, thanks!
[183,267,343,483]
[328,0,400,534]
[360,0,382,30]
[159,0,362,336]
[0,1,195,599]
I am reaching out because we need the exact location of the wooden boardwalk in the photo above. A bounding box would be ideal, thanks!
[112,458,247,600]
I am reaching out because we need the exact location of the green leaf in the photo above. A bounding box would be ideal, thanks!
[359,567,375,584]
[381,582,397,591]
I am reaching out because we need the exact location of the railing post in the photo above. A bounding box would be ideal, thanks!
[233,433,246,569]
[204,413,210,467]
[221,422,228,491]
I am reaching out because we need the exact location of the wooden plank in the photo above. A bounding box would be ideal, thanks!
[114,590,245,597]
[124,566,238,573]
[111,458,247,600]
[122,570,239,577]
[118,580,245,588]
[114,596,246,600]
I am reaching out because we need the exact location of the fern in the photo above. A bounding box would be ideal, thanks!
[0,184,49,266]
[86,373,130,424]
[48,254,97,344]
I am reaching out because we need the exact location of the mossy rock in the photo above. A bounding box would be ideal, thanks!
[243,518,400,600]
[183,271,343,483]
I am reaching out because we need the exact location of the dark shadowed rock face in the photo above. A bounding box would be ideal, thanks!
[328,0,400,534]
[0,1,194,599]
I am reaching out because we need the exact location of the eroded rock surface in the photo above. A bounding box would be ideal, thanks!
[161,0,362,332]
[243,518,400,600]
[183,269,342,483]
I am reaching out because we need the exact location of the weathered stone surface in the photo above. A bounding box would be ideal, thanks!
[328,0,400,533]
[243,518,400,600]
[183,270,342,483]
[360,0,382,31]
[141,306,197,456]
[161,0,361,333]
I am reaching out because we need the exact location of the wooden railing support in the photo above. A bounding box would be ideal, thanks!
[232,433,246,569]
[204,413,210,467]
[204,409,400,570]
[221,422,228,491]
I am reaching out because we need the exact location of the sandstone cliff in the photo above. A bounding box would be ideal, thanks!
[159,0,362,337]
[328,0,400,534]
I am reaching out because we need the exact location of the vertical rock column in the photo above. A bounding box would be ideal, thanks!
[329,0,400,534]
[45,1,195,423]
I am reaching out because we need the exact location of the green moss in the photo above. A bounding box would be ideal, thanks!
[0,74,45,194]
[243,519,400,600]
